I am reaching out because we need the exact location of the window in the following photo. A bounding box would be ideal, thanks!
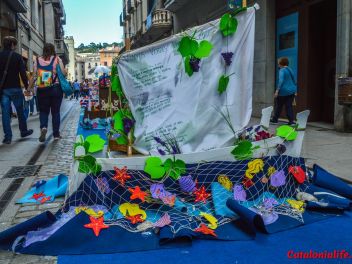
[279,31,295,50]
[95,63,98,66]
[88,63,91,69]
[104,62,108,66]
[38,3,43,34]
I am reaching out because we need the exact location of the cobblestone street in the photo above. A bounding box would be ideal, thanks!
[0,101,81,264]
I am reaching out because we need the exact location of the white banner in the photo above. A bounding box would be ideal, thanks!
[118,8,256,155]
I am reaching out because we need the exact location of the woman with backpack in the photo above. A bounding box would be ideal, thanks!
[30,43,67,142]
[270,57,298,126]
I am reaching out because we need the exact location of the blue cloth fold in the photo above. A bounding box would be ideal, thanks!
[0,211,56,250]
[313,164,352,199]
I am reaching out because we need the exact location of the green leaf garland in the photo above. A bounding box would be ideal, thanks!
[218,75,230,94]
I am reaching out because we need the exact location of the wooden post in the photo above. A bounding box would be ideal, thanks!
[242,0,247,7]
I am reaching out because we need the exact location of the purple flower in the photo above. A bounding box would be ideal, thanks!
[153,136,166,147]
[221,52,234,66]
[157,148,166,156]
[123,118,135,134]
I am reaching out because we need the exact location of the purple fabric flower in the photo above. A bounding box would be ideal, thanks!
[123,118,135,134]
[263,198,278,209]
[233,184,247,201]
[270,170,286,187]
[179,175,196,193]
[94,177,111,194]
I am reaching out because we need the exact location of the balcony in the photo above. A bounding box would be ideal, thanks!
[5,0,27,13]
[54,39,69,65]
[127,0,135,12]
[146,9,172,31]
[52,0,64,16]
[164,0,189,12]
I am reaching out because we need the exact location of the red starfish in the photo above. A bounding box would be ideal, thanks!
[194,186,210,203]
[84,216,109,236]
[39,196,51,204]
[112,166,131,186]
[126,214,145,224]
[128,186,148,202]
[194,224,217,237]
[31,192,45,200]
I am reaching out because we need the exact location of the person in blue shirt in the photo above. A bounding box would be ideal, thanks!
[73,80,80,100]
[270,57,297,125]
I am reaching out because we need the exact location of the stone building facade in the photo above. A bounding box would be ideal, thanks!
[64,36,75,81]
[0,0,68,71]
[75,53,101,82]
[120,0,352,132]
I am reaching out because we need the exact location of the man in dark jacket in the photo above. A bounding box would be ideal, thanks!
[0,36,33,144]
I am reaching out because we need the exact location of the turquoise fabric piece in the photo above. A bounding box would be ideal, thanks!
[211,182,237,217]
[17,174,68,204]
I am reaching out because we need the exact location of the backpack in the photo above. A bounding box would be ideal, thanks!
[36,57,56,88]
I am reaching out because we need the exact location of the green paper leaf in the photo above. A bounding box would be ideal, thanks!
[276,125,298,141]
[184,56,194,77]
[178,36,199,57]
[78,155,99,174]
[144,157,166,180]
[218,75,230,94]
[113,111,128,144]
[220,13,238,37]
[164,158,186,180]
[194,40,213,58]
[85,134,106,153]
[231,140,254,160]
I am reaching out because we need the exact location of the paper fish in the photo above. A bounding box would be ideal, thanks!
[288,166,306,184]
[137,221,154,231]
[94,177,110,194]
[245,159,264,179]
[150,184,176,206]
[296,192,318,202]
[233,184,247,201]
[287,199,305,213]
[194,224,217,237]
[75,207,104,218]
[270,170,286,187]
[153,213,171,228]
[179,175,196,193]
[119,203,147,220]
[200,212,218,229]
[217,175,233,191]
[242,178,254,189]
[267,166,276,177]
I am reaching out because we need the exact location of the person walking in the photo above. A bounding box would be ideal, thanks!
[270,57,297,126]
[73,79,80,100]
[0,36,33,144]
[29,43,66,142]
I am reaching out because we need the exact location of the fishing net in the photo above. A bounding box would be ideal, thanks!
[63,124,309,236]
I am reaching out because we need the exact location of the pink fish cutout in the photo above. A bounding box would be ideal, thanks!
[233,184,247,201]
[270,170,286,187]
[153,213,171,228]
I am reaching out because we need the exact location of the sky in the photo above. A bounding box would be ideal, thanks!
[62,0,123,47]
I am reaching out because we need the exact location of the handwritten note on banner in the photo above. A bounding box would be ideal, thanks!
[118,8,256,155]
